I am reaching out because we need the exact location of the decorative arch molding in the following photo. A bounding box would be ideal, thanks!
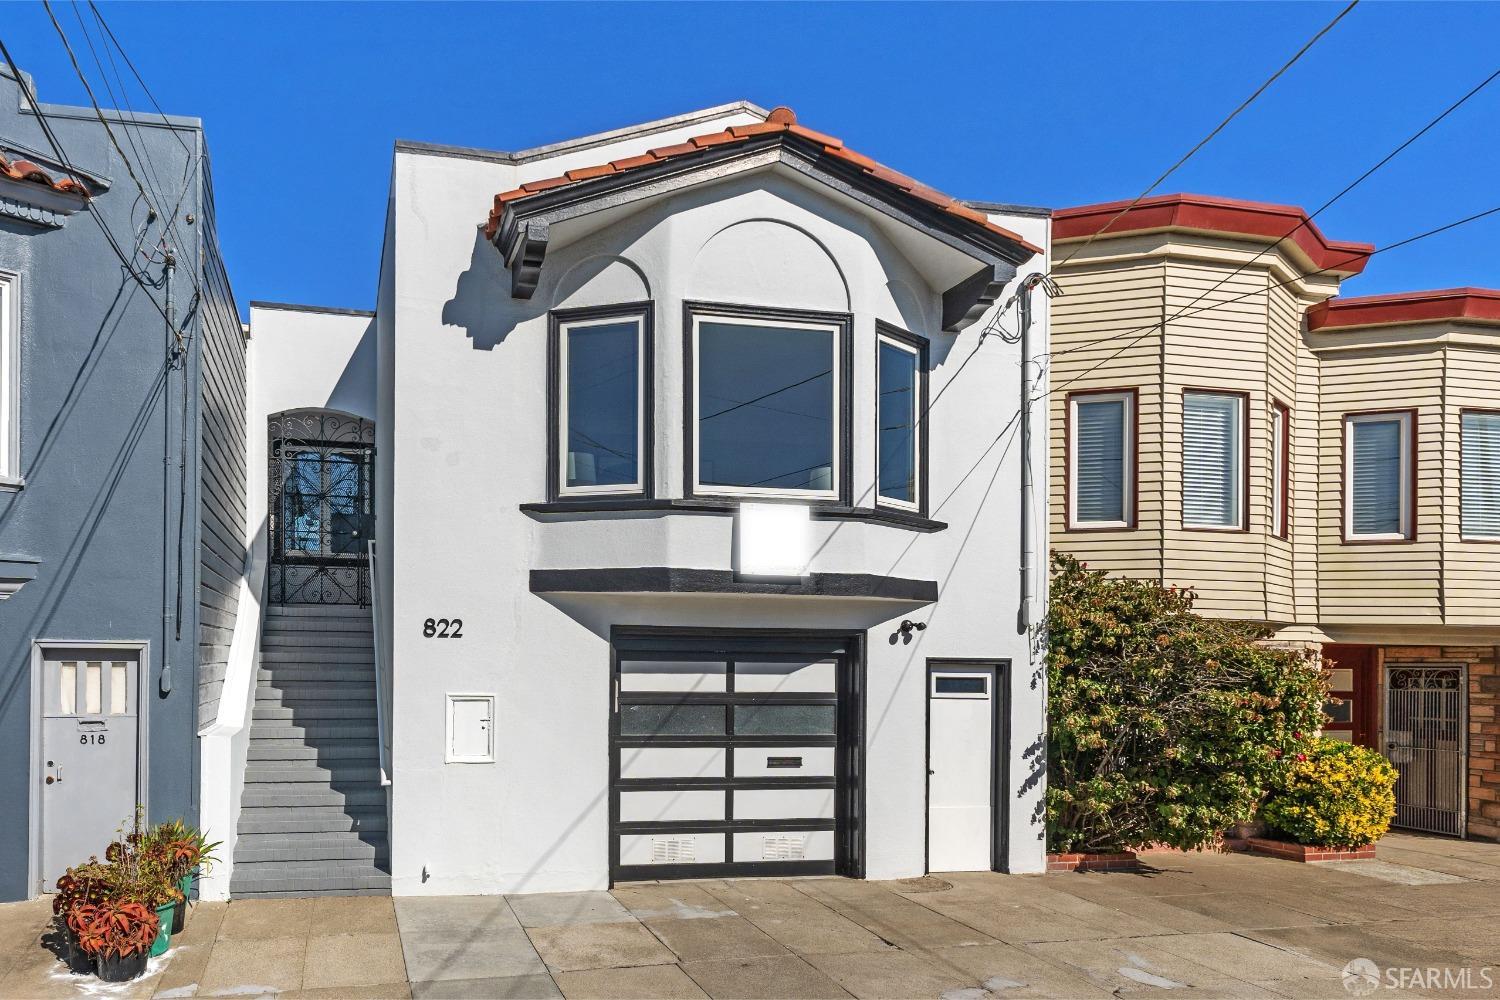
[688,217,850,313]
[552,254,651,310]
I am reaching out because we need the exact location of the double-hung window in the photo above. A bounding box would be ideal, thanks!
[1271,402,1290,538]
[1182,390,1245,530]
[1067,389,1134,529]
[551,305,651,498]
[0,271,15,484]
[688,305,848,501]
[877,326,925,512]
[1344,410,1413,541]
[1461,409,1500,540]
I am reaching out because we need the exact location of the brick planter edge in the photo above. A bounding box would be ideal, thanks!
[1046,851,1139,872]
[1243,837,1376,863]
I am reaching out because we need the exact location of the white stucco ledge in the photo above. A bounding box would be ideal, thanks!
[518,499,948,533]
[0,556,39,599]
[528,567,938,604]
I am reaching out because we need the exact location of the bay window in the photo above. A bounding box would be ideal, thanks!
[1067,389,1134,529]
[1182,390,1246,530]
[877,326,925,512]
[1344,410,1413,541]
[1461,409,1499,540]
[687,305,849,501]
[551,305,651,498]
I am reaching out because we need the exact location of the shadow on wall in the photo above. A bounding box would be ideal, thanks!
[326,319,378,418]
[443,228,542,351]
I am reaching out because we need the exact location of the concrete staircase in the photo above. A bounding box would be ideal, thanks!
[229,604,390,897]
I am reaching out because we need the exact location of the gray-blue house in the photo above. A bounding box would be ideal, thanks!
[0,62,246,901]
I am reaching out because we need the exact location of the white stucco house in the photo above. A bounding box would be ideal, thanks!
[202,102,1051,898]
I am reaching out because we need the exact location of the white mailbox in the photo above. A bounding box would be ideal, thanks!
[445,693,495,763]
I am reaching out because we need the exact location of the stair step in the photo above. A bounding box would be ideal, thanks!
[241,786,386,809]
[266,604,371,618]
[261,649,374,664]
[236,808,386,835]
[257,669,375,686]
[245,764,383,784]
[249,722,379,741]
[260,639,375,655]
[248,741,379,762]
[263,618,372,633]
[256,681,377,701]
[235,836,387,865]
[230,867,391,896]
[253,704,377,722]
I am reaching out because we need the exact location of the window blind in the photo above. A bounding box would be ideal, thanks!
[1462,411,1500,538]
[1350,418,1403,536]
[1183,392,1241,528]
[1073,397,1126,524]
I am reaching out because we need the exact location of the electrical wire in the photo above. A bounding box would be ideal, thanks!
[1050,0,1360,274]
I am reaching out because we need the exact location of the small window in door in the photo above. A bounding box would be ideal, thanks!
[930,672,990,699]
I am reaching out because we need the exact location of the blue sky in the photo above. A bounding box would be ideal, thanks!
[5,1,1498,313]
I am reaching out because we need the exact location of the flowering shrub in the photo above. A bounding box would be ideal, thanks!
[1047,553,1328,854]
[1261,738,1396,848]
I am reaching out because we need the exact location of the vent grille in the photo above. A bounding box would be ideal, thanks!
[763,835,806,861]
[652,836,696,864]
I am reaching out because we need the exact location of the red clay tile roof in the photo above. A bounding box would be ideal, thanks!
[0,151,88,197]
[1307,288,1500,331]
[1053,193,1372,276]
[485,107,1042,256]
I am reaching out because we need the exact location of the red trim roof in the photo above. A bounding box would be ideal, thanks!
[1053,193,1372,276]
[0,151,87,197]
[484,107,1042,256]
[1307,288,1500,331]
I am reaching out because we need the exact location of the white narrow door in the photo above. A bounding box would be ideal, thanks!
[927,665,995,872]
[40,649,140,889]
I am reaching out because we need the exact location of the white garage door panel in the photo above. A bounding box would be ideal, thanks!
[733,746,835,777]
[619,790,726,823]
[734,788,835,819]
[734,659,837,693]
[619,833,726,866]
[620,746,727,779]
[619,660,727,692]
[732,830,835,862]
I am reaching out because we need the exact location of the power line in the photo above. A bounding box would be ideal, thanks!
[1048,63,1500,368]
[1051,0,1360,274]
[85,1,189,155]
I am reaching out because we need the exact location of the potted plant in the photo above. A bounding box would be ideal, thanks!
[69,899,159,982]
[141,819,218,933]
[102,824,183,956]
[52,861,111,975]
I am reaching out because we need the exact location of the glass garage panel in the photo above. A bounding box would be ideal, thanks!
[734,704,835,736]
[734,659,837,693]
[619,660,727,693]
[620,704,726,736]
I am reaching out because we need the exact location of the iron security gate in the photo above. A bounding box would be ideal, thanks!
[269,410,375,605]
[1384,664,1465,836]
[609,630,864,882]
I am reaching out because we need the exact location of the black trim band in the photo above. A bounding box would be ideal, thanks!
[521,498,946,532]
[533,567,937,602]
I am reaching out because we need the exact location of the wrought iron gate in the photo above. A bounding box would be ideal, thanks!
[1384,664,1465,836]
[268,410,375,606]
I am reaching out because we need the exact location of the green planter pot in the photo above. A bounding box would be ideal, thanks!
[173,869,197,934]
[149,903,174,957]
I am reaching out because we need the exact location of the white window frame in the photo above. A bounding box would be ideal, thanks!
[1271,402,1288,538]
[1343,410,1413,542]
[1182,390,1246,531]
[691,312,841,501]
[1461,408,1500,541]
[0,270,18,485]
[876,331,922,513]
[1067,390,1134,530]
[444,692,496,764]
[556,314,646,498]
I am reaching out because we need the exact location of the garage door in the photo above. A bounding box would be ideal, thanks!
[610,631,862,882]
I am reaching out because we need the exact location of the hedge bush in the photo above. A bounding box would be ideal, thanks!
[1047,552,1328,854]
[1261,738,1396,848]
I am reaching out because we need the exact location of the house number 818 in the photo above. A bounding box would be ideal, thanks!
[422,618,463,638]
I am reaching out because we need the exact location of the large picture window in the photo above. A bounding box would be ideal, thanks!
[1182,390,1246,530]
[877,326,925,512]
[1344,410,1413,542]
[1462,410,1500,540]
[551,305,651,499]
[1067,389,1135,529]
[687,305,849,501]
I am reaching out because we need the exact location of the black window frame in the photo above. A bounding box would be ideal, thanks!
[547,301,655,502]
[682,300,854,506]
[874,322,929,518]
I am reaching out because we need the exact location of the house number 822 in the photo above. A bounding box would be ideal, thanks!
[422,618,463,638]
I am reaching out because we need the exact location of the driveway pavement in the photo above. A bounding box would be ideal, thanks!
[2,832,1497,999]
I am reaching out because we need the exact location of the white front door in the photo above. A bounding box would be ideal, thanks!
[927,664,996,873]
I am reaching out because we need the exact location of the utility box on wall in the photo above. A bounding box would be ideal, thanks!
[445,694,494,763]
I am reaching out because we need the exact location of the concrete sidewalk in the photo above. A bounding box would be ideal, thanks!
[2,832,1497,999]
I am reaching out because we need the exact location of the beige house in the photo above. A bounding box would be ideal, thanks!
[1047,193,1500,841]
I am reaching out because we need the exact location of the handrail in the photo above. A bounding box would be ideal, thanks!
[367,539,392,786]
